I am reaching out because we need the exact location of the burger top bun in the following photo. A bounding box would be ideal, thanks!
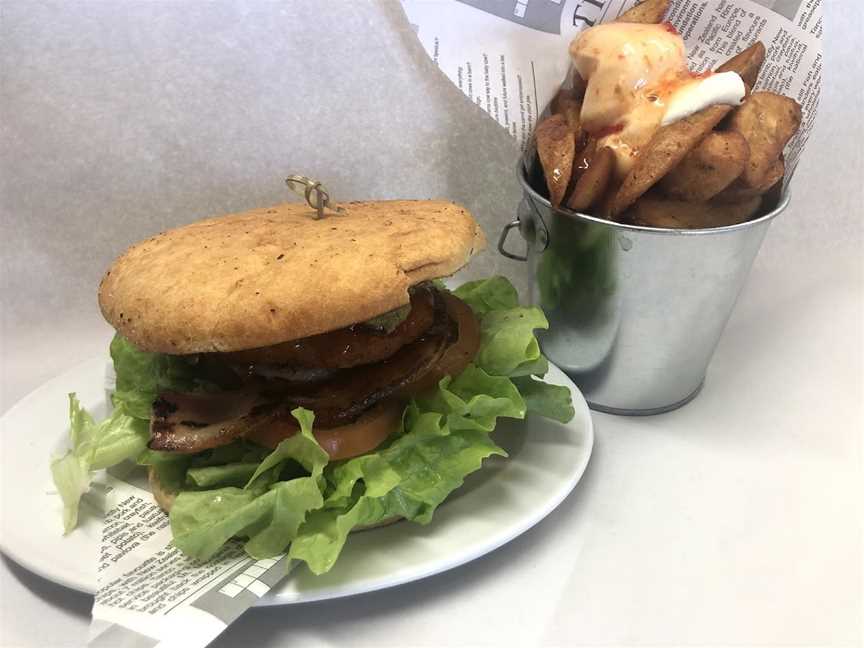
[99,200,485,354]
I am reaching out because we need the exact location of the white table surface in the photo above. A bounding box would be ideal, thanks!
[1,2,862,647]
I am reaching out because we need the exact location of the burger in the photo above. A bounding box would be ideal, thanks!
[52,199,574,574]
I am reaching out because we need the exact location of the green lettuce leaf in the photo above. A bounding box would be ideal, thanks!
[51,394,149,532]
[50,453,91,535]
[245,408,327,489]
[286,367,521,574]
[288,398,508,574]
[169,477,327,561]
[287,497,396,575]
[476,306,549,377]
[375,417,506,524]
[512,376,576,423]
[186,463,262,489]
[456,277,552,378]
[169,408,328,561]
[453,276,520,315]
[322,454,401,510]
[418,365,525,432]
[110,334,213,420]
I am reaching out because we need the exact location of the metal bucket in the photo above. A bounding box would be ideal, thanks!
[500,162,790,415]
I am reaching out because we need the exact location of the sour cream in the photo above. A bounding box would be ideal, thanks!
[569,22,745,177]
[660,71,746,125]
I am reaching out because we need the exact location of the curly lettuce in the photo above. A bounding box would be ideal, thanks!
[51,396,149,533]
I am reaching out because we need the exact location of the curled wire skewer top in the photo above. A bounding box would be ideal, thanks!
[285,175,343,220]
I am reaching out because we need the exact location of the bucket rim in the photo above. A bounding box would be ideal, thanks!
[517,161,791,236]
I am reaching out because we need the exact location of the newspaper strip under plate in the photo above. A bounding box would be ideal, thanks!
[85,473,293,648]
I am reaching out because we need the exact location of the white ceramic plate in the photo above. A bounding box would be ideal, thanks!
[0,357,593,605]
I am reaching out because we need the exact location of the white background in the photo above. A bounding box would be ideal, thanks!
[1,1,861,646]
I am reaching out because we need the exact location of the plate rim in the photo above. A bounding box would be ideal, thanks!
[0,356,593,606]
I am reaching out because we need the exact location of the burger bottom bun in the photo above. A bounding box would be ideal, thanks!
[149,466,177,512]
[148,467,402,532]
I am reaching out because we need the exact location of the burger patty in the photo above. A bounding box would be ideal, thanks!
[148,287,472,454]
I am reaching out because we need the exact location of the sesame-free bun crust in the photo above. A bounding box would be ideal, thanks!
[148,467,176,512]
[100,200,485,353]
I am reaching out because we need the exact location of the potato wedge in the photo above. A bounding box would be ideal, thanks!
[728,91,801,188]
[717,41,766,87]
[608,104,733,217]
[571,136,597,182]
[550,90,583,141]
[713,156,785,203]
[710,183,761,204]
[549,87,574,115]
[566,146,615,213]
[615,0,669,24]
[571,70,587,102]
[658,131,750,201]
[629,195,762,229]
[535,114,575,208]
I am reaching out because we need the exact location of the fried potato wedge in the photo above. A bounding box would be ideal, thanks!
[728,92,801,188]
[571,70,587,102]
[615,0,669,24]
[658,131,750,201]
[571,136,597,181]
[608,104,733,217]
[550,90,583,141]
[535,114,575,208]
[566,146,615,213]
[549,87,574,115]
[713,156,785,203]
[629,195,763,229]
[717,41,766,87]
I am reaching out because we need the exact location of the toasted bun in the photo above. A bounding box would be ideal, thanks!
[148,466,177,512]
[148,466,401,530]
[100,200,485,353]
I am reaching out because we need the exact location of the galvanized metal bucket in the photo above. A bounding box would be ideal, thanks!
[500,162,790,415]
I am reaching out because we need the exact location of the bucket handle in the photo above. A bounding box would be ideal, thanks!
[498,194,550,261]
[498,220,527,261]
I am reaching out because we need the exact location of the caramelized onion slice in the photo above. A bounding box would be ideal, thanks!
[149,412,254,454]
[403,292,481,395]
[147,291,479,456]
[152,390,258,424]
[264,290,455,427]
[148,390,261,453]
[222,286,437,370]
